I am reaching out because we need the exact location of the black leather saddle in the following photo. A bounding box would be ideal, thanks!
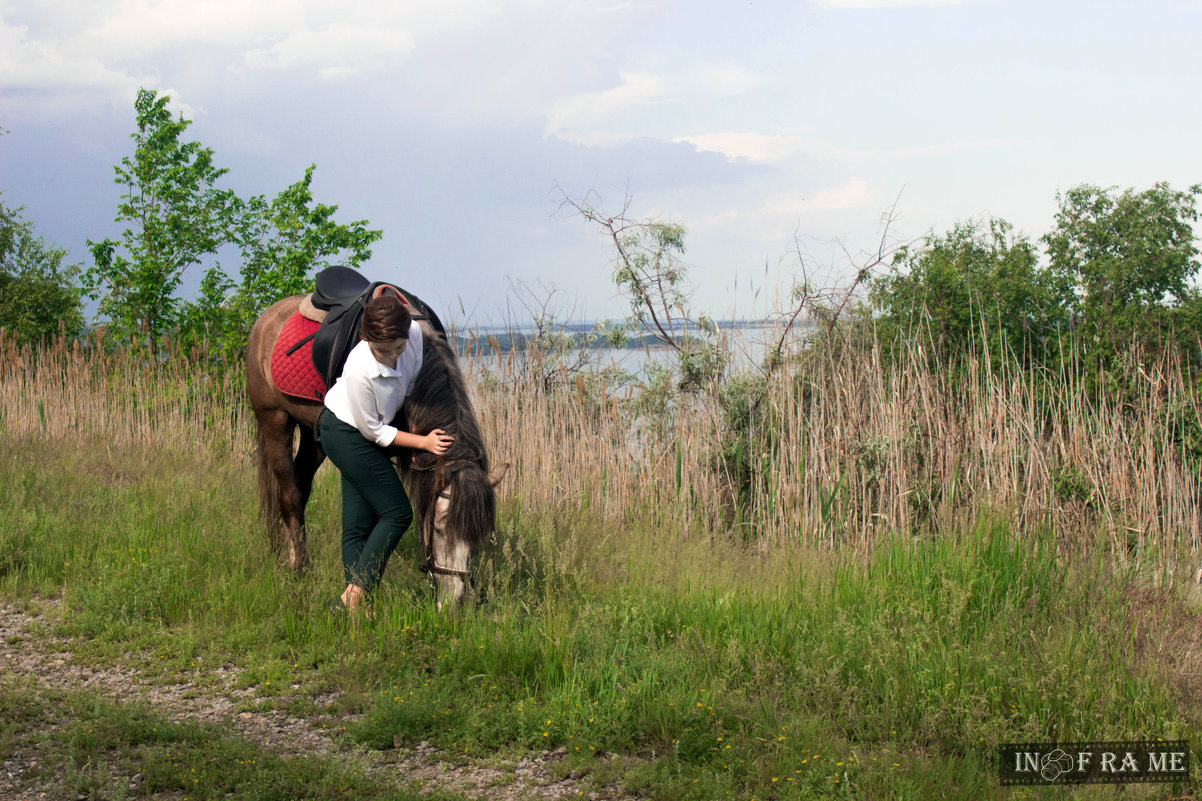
[312,265,370,311]
[309,266,446,388]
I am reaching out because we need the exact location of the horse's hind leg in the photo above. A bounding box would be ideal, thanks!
[294,423,325,524]
[254,408,311,572]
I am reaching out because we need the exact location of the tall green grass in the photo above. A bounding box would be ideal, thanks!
[3,326,1202,797]
[1,437,1197,799]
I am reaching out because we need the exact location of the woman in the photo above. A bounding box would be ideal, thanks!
[320,292,453,616]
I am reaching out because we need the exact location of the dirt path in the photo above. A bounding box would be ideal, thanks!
[0,597,636,801]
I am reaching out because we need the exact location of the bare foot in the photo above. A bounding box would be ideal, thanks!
[340,583,375,621]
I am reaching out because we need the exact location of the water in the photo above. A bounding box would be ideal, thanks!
[451,321,793,380]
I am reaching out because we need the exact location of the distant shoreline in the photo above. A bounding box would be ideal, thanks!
[448,320,789,354]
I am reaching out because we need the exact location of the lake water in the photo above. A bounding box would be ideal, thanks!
[451,322,793,379]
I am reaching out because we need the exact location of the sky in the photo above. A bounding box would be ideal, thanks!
[2,0,1201,326]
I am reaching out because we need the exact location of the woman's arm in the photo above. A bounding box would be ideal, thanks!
[393,428,454,455]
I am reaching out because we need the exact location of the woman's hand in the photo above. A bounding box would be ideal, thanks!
[424,428,454,455]
[390,428,455,454]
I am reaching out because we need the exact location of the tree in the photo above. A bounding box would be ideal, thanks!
[87,90,381,361]
[84,88,236,350]
[561,190,723,390]
[872,217,1070,363]
[222,164,381,343]
[176,165,382,357]
[0,200,85,346]
[1043,182,1202,359]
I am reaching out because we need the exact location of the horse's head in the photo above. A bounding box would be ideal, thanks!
[423,460,509,610]
[403,322,509,610]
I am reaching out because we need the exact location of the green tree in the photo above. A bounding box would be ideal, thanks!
[563,191,723,390]
[872,217,1070,363]
[174,264,236,356]
[1043,182,1202,360]
[84,88,236,350]
[225,165,380,341]
[175,165,382,358]
[0,200,85,346]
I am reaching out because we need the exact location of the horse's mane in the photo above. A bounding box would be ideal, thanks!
[403,324,494,546]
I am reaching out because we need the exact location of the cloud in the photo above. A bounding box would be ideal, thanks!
[241,23,416,80]
[82,0,299,57]
[754,178,872,216]
[792,177,872,211]
[816,0,963,7]
[675,132,817,163]
[545,61,762,146]
[678,129,1022,167]
[545,70,673,141]
[868,137,1025,161]
[695,62,760,96]
[0,18,147,115]
[690,177,874,241]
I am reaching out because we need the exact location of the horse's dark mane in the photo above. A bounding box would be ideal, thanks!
[405,327,488,470]
[403,325,494,546]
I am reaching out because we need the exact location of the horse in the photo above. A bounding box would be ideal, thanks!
[245,293,506,609]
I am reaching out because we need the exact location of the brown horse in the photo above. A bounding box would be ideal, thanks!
[245,293,506,609]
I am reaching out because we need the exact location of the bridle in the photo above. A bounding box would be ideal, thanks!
[420,559,472,580]
[409,455,475,582]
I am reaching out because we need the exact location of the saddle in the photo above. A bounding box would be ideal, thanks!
[309,266,446,389]
[270,267,446,401]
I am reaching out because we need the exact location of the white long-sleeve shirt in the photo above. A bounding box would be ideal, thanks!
[323,321,424,447]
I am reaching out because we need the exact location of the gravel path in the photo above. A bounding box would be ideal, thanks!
[0,597,638,801]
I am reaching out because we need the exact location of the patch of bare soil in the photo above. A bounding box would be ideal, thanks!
[0,597,639,801]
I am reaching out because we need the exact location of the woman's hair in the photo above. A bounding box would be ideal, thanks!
[359,292,412,342]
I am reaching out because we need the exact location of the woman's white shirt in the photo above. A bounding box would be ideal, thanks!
[324,321,424,447]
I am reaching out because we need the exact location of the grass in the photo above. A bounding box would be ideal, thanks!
[0,675,460,800]
[3,326,1202,798]
[1,434,1199,799]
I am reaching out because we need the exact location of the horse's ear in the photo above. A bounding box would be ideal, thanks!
[489,462,510,488]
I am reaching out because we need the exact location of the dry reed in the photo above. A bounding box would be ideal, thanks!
[468,330,1202,559]
[0,329,253,456]
[5,325,1199,560]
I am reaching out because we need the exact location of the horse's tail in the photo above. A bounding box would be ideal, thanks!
[255,424,285,548]
[449,464,496,549]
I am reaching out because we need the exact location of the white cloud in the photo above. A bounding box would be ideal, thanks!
[82,0,298,57]
[545,62,762,146]
[241,23,415,80]
[72,0,511,57]
[675,132,815,163]
[0,0,652,126]
[678,129,1022,168]
[791,177,872,211]
[750,178,872,217]
[545,70,673,141]
[816,0,963,7]
[0,18,147,115]
[690,177,875,241]
[695,62,760,96]
[867,137,1025,162]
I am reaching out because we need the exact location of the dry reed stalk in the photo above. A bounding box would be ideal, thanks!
[5,326,1199,558]
[0,330,252,456]
[474,327,1201,557]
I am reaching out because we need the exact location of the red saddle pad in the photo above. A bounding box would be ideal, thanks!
[270,312,325,401]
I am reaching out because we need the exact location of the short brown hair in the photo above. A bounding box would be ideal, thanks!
[359,293,412,342]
